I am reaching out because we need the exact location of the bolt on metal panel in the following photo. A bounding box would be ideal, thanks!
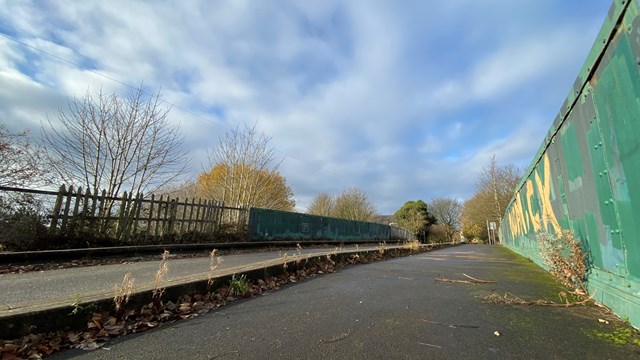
[501,0,640,328]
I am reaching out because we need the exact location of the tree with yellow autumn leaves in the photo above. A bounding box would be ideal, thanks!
[460,155,522,242]
[197,124,295,211]
[198,163,294,211]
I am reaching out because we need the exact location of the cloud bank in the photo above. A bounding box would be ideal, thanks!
[0,0,610,214]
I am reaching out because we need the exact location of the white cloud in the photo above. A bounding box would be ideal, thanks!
[0,0,612,214]
[0,69,64,130]
[428,25,594,113]
[459,116,547,175]
[470,30,583,100]
[418,135,442,155]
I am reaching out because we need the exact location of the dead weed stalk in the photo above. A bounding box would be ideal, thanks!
[282,252,290,272]
[207,249,223,290]
[2,246,430,359]
[538,229,588,296]
[295,244,303,265]
[404,240,421,251]
[152,250,170,301]
[113,272,134,313]
[481,290,595,307]
[434,273,496,284]
[378,241,386,255]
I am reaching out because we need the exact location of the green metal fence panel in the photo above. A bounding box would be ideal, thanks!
[501,0,640,327]
[248,208,412,242]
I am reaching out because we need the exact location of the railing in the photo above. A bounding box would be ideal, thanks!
[1,185,414,249]
[0,185,247,244]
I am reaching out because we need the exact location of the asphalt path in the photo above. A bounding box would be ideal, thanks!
[53,245,639,359]
[0,245,375,312]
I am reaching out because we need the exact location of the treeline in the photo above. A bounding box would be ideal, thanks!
[302,155,521,245]
[1,87,296,214]
[0,86,392,249]
[306,188,376,222]
[460,156,522,243]
[0,86,298,249]
[1,85,522,247]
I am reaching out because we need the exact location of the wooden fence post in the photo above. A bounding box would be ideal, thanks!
[202,200,213,235]
[97,189,108,235]
[116,191,128,240]
[80,187,90,231]
[168,198,177,235]
[216,201,223,233]
[132,192,143,241]
[60,185,73,235]
[49,185,66,233]
[155,195,164,236]
[187,198,196,233]
[118,191,135,242]
[146,194,155,240]
[89,188,98,232]
[70,187,83,236]
[194,198,203,233]
[179,197,188,235]
[206,201,215,235]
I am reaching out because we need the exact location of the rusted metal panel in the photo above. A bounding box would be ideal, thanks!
[501,0,640,327]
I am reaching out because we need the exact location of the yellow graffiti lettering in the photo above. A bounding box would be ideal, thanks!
[508,183,530,238]
[507,154,561,240]
[508,193,522,238]
[526,179,541,232]
[534,155,561,233]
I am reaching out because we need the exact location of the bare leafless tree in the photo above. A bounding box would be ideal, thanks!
[477,155,522,225]
[0,126,51,238]
[42,86,189,198]
[461,155,522,241]
[429,197,462,242]
[0,125,49,187]
[159,179,199,199]
[201,123,294,210]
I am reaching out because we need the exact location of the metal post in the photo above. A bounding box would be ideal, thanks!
[486,220,491,245]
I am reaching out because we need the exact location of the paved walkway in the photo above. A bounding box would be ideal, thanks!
[0,245,386,315]
[52,245,639,359]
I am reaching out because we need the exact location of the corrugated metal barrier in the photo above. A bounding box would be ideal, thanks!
[500,0,640,327]
[248,208,413,242]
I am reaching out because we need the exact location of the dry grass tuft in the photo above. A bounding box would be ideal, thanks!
[404,240,420,251]
[153,250,170,299]
[1,245,433,359]
[378,241,386,255]
[295,244,303,265]
[282,252,289,271]
[207,249,223,289]
[113,272,134,313]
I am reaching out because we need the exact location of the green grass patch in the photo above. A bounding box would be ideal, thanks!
[591,324,640,346]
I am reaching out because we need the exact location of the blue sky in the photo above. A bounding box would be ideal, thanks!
[0,0,612,214]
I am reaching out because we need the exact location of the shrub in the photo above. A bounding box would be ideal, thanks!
[538,229,588,294]
[0,194,50,251]
[229,274,250,296]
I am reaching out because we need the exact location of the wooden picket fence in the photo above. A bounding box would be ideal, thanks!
[0,185,248,243]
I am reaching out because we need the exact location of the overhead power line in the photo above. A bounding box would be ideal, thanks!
[0,31,311,168]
